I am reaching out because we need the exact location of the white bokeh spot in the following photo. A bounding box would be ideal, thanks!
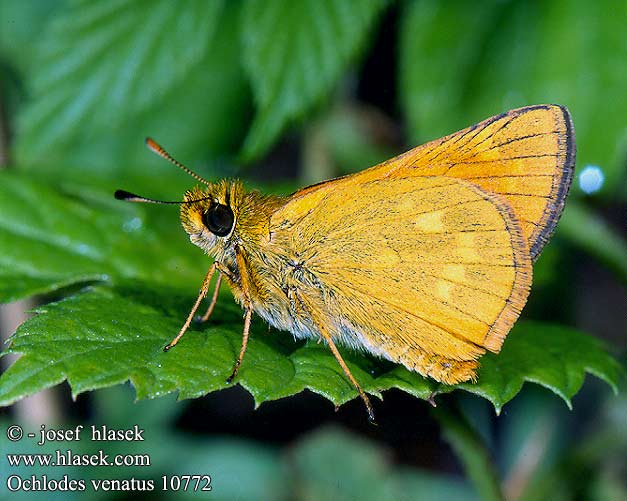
[578,165,604,194]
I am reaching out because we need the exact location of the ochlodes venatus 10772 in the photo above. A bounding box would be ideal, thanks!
[116,104,575,422]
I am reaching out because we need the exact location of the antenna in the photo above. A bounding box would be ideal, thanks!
[114,190,212,205]
[145,137,211,186]
[114,190,180,204]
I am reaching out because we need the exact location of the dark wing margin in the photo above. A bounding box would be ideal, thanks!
[529,104,576,261]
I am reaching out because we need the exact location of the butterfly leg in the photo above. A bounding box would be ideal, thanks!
[294,291,376,423]
[226,307,252,384]
[225,247,255,384]
[164,263,216,351]
[196,272,223,323]
[318,325,375,423]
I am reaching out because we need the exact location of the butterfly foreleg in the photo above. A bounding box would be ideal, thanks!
[223,247,256,384]
[164,262,217,351]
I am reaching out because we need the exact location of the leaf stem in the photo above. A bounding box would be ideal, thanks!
[431,403,504,501]
[558,200,627,284]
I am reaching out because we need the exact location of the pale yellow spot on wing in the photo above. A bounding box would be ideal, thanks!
[436,281,453,301]
[444,264,466,282]
[379,247,401,267]
[414,211,444,232]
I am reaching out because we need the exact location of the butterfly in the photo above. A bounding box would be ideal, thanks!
[116,104,575,421]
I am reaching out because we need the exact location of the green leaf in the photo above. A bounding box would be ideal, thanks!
[0,0,63,75]
[399,0,506,141]
[240,0,386,160]
[18,0,221,147]
[0,281,623,413]
[287,426,398,500]
[0,285,379,407]
[14,0,249,185]
[399,0,627,194]
[450,322,625,413]
[0,170,205,302]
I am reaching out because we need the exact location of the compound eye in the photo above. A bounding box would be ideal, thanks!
[202,203,234,237]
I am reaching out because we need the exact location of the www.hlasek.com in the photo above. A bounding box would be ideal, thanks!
[4,424,212,493]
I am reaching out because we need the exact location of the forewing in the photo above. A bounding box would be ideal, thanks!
[290,105,574,261]
[270,176,532,383]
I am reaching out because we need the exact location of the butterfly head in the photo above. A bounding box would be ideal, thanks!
[179,181,239,259]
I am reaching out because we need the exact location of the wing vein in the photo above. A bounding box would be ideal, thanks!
[465,130,560,159]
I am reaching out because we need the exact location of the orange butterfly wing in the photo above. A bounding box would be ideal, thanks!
[293,105,575,261]
[270,177,532,384]
[272,105,574,383]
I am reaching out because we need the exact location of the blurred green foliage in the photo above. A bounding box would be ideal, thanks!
[1,1,626,500]
[0,386,479,501]
[1,0,626,198]
[400,0,627,198]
